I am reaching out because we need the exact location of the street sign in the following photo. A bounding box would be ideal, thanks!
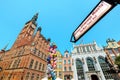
[70,0,118,43]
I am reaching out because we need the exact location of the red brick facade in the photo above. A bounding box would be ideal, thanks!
[0,13,50,80]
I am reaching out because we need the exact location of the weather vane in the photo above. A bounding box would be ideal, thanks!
[70,0,120,43]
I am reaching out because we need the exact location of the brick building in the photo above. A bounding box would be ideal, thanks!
[0,13,50,80]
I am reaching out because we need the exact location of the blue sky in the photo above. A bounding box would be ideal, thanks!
[0,0,120,54]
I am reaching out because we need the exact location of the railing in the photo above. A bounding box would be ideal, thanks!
[72,50,105,55]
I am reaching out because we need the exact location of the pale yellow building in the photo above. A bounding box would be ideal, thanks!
[104,38,120,66]
[55,51,63,79]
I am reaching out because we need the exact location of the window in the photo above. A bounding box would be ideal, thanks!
[42,54,44,59]
[39,52,41,58]
[64,67,66,71]
[93,45,97,51]
[114,48,120,53]
[59,71,62,77]
[59,59,62,62]
[28,29,30,33]
[69,67,71,71]
[16,59,21,68]
[17,49,24,56]
[66,54,68,58]
[34,61,38,70]
[54,71,57,76]
[8,73,12,80]
[82,47,86,52]
[19,49,24,56]
[77,48,80,53]
[25,72,30,80]
[86,46,90,52]
[29,59,34,69]
[36,74,39,80]
[59,65,62,69]
[0,76,3,80]
[68,60,71,64]
[30,31,33,35]
[39,63,41,71]
[64,60,66,64]
[112,43,115,47]
[8,61,12,69]
[108,49,113,54]
[38,51,40,56]
[98,56,114,79]
[12,60,17,68]
[41,53,43,58]
[86,58,95,71]
[76,59,85,80]
[33,48,36,54]
[25,34,28,37]
[112,56,115,61]
[42,64,44,71]
[57,65,59,68]
[44,54,46,60]
[31,73,34,80]
[0,56,2,61]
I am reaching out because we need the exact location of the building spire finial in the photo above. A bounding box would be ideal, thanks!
[25,13,39,26]
[37,27,42,31]
[31,13,38,22]
[1,42,9,52]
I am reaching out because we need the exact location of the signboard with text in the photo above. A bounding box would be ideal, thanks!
[70,0,117,42]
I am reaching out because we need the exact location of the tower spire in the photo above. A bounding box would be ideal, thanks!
[25,13,39,26]
[1,42,9,52]
[31,13,38,22]
[3,42,9,50]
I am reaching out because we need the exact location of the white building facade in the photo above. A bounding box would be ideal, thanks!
[72,41,114,80]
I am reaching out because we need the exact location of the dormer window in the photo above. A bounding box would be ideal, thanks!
[112,43,115,47]
[66,54,68,58]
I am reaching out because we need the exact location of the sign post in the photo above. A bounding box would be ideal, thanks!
[70,0,120,43]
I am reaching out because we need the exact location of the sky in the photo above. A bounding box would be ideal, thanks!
[0,0,120,55]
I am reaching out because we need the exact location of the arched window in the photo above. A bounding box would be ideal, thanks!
[76,59,84,80]
[98,56,113,79]
[86,57,95,71]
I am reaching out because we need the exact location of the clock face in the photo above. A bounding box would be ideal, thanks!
[31,24,36,29]
[31,42,35,46]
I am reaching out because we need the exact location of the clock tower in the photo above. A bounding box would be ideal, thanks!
[0,13,51,80]
[12,13,38,49]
